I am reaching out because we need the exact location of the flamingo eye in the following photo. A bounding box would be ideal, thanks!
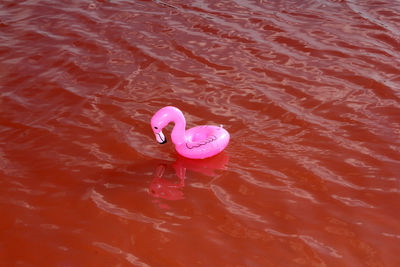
[154,126,158,129]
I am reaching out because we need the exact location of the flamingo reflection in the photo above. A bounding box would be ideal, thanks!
[149,152,229,201]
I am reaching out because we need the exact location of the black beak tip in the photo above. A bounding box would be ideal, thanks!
[159,139,167,144]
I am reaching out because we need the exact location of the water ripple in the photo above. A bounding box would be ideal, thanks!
[90,189,168,232]
[93,242,151,267]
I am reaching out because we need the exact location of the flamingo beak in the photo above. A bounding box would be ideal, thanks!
[155,131,167,144]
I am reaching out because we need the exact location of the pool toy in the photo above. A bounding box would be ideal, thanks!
[150,106,229,159]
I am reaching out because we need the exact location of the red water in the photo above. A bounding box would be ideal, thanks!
[1,0,400,266]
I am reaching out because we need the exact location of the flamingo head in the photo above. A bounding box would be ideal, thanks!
[150,108,171,144]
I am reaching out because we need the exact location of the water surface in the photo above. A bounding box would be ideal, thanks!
[1,0,400,266]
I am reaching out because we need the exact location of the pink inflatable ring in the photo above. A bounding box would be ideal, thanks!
[151,106,230,159]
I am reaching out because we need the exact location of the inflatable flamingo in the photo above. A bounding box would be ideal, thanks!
[150,106,230,159]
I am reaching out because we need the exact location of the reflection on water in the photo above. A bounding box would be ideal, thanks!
[149,152,229,204]
[150,164,185,202]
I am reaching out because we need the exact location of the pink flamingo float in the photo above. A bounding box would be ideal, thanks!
[151,106,230,159]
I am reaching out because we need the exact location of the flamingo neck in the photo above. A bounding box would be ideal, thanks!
[154,106,187,145]
[171,114,186,146]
